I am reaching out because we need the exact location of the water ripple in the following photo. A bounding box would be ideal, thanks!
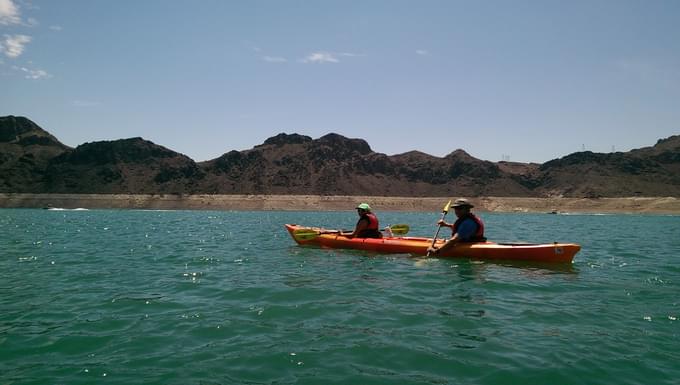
[1,210,679,384]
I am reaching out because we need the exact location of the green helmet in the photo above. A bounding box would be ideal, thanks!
[356,203,371,211]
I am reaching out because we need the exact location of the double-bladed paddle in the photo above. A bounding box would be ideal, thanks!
[292,228,342,241]
[292,224,410,241]
[426,200,451,256]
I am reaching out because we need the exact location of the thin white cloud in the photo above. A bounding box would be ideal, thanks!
[49,25,62,31]
[0,0,20,25]
[13,65,50,79]
[300,51,364,64]
[338,52,363,58]
[263,55,287,63]
[416,49,430,56]
[301,52,338,64]
[1,34,31,58]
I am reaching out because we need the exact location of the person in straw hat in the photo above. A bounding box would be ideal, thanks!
[427,198,485,255]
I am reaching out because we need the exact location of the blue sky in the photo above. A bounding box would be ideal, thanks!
[1,0,679,163]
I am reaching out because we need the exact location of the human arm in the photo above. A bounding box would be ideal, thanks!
[427,219,476,255]
[343,217,369,238]
[427,232,462,255]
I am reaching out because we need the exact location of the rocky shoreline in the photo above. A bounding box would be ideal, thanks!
[1,193,679,214]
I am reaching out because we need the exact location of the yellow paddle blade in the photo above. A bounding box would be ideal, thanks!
[442,200,452,214]
[292,228,320,241]
[293,228,343,241]
[389,224,410,235]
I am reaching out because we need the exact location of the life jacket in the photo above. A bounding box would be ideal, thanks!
[452,213,486,242]
[357,212,382,238]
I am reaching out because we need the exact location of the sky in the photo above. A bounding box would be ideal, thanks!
[1,0,679,163]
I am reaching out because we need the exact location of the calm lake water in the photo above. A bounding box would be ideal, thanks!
[1,209,679,385]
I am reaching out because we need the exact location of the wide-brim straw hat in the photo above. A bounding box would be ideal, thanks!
[452,198,474,208]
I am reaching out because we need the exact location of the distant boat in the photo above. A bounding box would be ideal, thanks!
[45,207,89,211]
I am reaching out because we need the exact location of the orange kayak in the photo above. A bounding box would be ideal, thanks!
[285,224,580,263]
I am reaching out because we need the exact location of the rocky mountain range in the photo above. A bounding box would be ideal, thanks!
[2,115,679,197]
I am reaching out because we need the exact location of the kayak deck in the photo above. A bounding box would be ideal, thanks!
[285,224,580,263]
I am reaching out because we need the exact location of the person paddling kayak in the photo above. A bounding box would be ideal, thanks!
[343,203,382,238]
[427,198,485,255]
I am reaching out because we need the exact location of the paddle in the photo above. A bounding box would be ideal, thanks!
[292,228,341,241]
[426,200,452,257]
[385,224,409,236]
[293,224,410,241]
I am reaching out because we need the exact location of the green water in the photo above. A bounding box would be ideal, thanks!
[1,209,679,385]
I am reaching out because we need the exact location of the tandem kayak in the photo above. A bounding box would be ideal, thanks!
[285,224,580,263]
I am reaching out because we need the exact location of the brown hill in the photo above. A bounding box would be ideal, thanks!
[537,135,680,197]
[44,137,204,194]
[199,133,535,196]
[1,116,679,197]
[0,116,70,192]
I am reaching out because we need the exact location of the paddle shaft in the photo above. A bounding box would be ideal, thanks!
[426,211,449,256]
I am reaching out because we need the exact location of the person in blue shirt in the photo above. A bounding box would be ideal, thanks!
[427,198,485,255]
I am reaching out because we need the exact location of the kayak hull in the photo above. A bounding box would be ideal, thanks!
[285,224,580,263]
